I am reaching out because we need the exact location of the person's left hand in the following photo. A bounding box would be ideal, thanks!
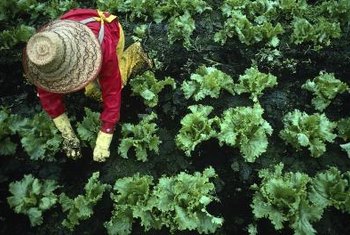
[93,131,113,162]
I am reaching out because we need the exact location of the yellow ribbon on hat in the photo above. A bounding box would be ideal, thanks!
[94,10,117,24]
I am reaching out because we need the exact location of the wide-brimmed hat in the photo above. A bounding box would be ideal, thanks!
[23,20,102,93]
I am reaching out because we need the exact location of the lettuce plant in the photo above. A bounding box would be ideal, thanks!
[104,174,157,235]
[167,11,195,49]
[336,117,350,141]
[118,112,161,162]
[19,111,62,161]
[0,24,35,50]
[280,109,337,157]
[175,105,218,157]
[130,71,176,108]
[96,0,158,21]
[59,172,109,231]
[76,107,100,148]
[106,167,223,234]
[0,107,24,156]
[214,0,284,46]
[291,17,341,49]
[302,71,349,111]
[251,163,322,235]
[234,66,278,103]
[7,174,59,226]
[181,66,235,101]
[309,167,350,213]
[148,167,223,234]
[217,104,273,162]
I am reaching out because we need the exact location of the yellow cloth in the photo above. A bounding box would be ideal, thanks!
[94,10,117,24]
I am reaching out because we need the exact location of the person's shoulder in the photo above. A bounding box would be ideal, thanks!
[60,8,97,20]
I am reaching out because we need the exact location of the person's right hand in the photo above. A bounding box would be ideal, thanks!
[61,134,81,159]
[53,113,82,159]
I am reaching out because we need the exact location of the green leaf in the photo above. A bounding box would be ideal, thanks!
[59,172,108,231]
[181,66,235,101]
[176,105,218,156]
[302,71,349,111]
[118,113,160,161]
[280,109,337,157]
[218,104,273,162]
[7,174,59,227]
[235,66,278,103]
[130,71,176,108]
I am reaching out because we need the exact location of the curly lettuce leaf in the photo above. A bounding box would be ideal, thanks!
[130,71,176,108]
[175,105,218,157]
[19,112,62,161]
[218,104,273,162]
[251,163,322,235]
[76,107,100,148]
[118,112,161,161]
[7,174,59,226]
[279,109,337,157]
[181,66,235,101]
[59,172,109,231]
[302,71,349,111]
[234,66,278,103]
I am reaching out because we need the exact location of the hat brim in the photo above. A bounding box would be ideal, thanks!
[23,20,102,94]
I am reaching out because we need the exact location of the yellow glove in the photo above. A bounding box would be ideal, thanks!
[93,131,113,162]
[53,113,81,159]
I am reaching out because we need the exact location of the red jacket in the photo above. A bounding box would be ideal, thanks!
[37,8,122,134]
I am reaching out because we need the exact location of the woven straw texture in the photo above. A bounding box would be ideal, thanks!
[23,20,102,93]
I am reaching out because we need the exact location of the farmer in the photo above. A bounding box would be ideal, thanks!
[22,8,152,162]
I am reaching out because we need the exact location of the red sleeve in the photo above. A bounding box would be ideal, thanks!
[37,87,65,118]
[98,21,122,134]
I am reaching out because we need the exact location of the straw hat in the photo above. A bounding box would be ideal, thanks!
[23,20,102,93]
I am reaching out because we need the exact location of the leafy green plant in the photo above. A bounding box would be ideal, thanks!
[148,167,223,234]
[132,24,148,42]
[104,174,156,235]
[234,66,278,102]
[309,167,350,213]
[214,0,284,46]
[217,104,273,162]
[181,66,235,101]
[337,117,350,141]
[19,111,62,161]
[0,107,23,156]
[167,11,195,49]
[0,25,35,50]
[251,163,322,235]
[175,105,218,157]
[7,174,59,226]
[106,167,223,234]
[96,0,158,21]
[118,112,161,162]
[129,71,176,108]
[279,109,337,158]
[291,17,341,49]
[76,107,100,148]
[302,71,349,111]
[59,172,109,231]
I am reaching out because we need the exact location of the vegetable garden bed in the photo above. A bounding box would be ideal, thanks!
[1,0,350,234]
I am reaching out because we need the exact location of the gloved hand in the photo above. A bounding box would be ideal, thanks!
[93,131,113,162]
[53,113,81,159]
